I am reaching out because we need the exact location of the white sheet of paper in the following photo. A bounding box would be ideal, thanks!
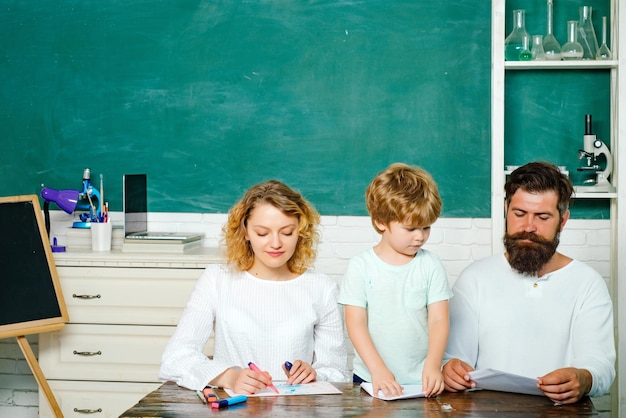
[468,368,543,396]
[360,383,426,401]
[225,381,342,397]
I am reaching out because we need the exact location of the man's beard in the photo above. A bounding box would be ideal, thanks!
[503,231,560,275]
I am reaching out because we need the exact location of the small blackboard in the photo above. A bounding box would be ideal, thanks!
[0,195,68,339]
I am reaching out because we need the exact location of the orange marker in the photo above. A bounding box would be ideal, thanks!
[202,387,219,403]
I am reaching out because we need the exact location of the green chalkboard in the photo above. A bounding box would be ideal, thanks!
[0,1,610,218]
[0,1,492,217]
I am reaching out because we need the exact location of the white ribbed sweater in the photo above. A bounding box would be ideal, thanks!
[159,264,350,390]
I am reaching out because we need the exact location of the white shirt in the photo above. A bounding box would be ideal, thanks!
[159,264,350,390]
[446,254,615,397]
[338,248,452,384]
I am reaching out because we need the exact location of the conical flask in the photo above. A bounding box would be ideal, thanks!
[504,9,530,61]
[543,0,561,60]
[532,35,546,60]
[577,6,598,59]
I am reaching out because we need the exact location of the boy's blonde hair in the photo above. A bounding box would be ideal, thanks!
[366,163,442,234]
[222,180,320,274]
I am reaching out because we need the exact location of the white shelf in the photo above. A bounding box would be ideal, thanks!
[505,60,618,70]
[573,192,618,199]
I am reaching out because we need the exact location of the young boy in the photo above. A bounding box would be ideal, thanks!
[339,163,451,398]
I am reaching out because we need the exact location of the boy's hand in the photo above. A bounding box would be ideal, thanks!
[421,364,445,397]
[371,368,403,398]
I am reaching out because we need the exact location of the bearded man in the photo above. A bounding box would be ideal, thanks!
[442,162,615,404]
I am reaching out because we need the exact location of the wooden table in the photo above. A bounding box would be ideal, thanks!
[120,382,598,417]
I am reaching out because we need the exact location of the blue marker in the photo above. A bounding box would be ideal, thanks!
[285,361,293,372]
[211,395,247,409]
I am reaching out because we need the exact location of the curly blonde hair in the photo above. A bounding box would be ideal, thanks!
[222,180,320,274]
[366,163,442,233]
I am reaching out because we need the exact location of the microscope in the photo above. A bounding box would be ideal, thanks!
[576,114,615,193]
[41,168,103,234]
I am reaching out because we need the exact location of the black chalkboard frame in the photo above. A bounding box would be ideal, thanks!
[0,194,69,339]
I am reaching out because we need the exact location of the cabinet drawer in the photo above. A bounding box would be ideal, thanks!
[39,380,160,418]
[57,266,201,325]
[39,324,214,382]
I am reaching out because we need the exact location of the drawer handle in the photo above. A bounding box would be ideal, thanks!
[73,408,102,414]
[73,350,102,356]
[72,293,101,299]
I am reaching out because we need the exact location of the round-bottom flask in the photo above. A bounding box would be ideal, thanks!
[561,20,583,60]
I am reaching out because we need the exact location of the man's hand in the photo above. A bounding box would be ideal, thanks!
[537,367,592,404]
[442,358,475,392]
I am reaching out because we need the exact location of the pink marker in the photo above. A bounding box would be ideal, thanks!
[248,362,279,394]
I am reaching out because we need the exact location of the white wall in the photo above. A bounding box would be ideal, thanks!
[0,211,611,417]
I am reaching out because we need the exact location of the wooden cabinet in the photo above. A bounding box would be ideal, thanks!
[39,249,222,418]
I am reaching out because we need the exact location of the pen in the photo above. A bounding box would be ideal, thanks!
[196,390,206,404]
[211,395,248,409]
[104,201,109,223]
[284,361,293,382]
[99,173,104,209]
[248,362,279,394]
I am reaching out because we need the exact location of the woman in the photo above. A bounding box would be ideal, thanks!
[159,180,349,394]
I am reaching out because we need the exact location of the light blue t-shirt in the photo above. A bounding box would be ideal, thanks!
[338,247,452,384]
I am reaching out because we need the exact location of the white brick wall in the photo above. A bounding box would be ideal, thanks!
[0,335,39,418]
[1,211,611,416]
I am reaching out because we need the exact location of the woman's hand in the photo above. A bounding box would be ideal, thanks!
[211,367,274,395]
[283,360,316,385]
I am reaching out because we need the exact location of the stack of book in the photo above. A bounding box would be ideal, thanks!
[121,235,204,253]
[66,226,125,251]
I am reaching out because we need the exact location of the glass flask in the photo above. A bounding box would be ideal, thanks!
[531,35,546,60]
[561,20,584,60]
[596,16,612,60]
[577,6,599,59]
[504,9,530,61]
[543,0,561,60]
[519,35,532,61]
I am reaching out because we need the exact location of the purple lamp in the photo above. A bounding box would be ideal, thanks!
[41,187,80,214]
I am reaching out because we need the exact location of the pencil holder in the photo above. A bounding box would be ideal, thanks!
[91,222,112,251]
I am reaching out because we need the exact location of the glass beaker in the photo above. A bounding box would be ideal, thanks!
[543,0,561,60]
[561,20,583,60]
[577,6,599,59]
[532,35,546,60]
[504,9,530,61]
[596,16,612,60]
